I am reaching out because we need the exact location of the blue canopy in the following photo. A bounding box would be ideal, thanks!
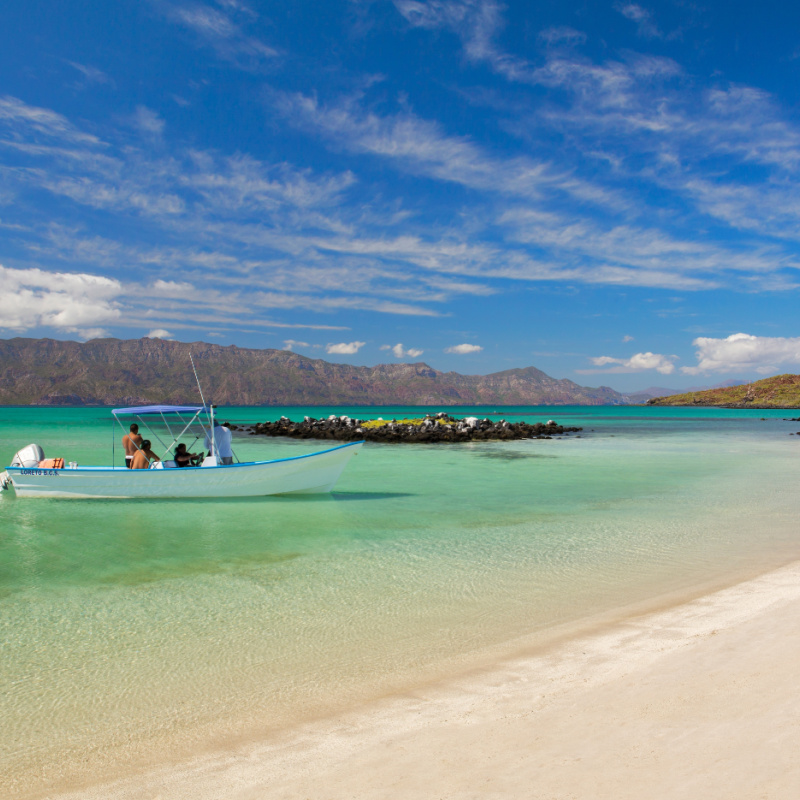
[112,405,208,415]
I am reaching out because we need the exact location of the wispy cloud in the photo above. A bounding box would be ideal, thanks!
[164,1,277,67]
[66,61,115,88]
[395,0,532,82]
[0,95,104,146]
[181,151,356,212]
[395,0,800,247]
[131,105,165,138]
[4,0,800,359]
[271,91,607,206]
[615,3,662,39]
[537,26,586,47]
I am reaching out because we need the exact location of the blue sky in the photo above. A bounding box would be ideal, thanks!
[1,1,800,391]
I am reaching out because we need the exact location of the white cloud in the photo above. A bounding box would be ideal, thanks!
[132,105,165,138]
[445,343,482,354]
[167,2,277,67]
[182,152,356,212]
[75,327,111,340]
[149,279,196,296]
[395,0,531,82]
[326,341,365,355]
[0,264,122,335]
[682,333,800,375]
[382,343,424,358]
[282,339,310,350]
[146,328,174,339]
[273,91,605,206]
[622,334,634,342]
[41,176,186,216]
[615,3,662,39]
[0,95,103,146]
[538,26,587,46]
[6,17,800,352]
[66,61,115,87]
[588,351,677,374]
[7,83,799,330]
[396,1,800,247]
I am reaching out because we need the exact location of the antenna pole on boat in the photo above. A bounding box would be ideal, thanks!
[190,351,215,458]
[190,352,207,408]
[210,404,216,458]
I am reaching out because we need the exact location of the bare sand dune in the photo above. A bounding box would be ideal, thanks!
[51,561,800,800]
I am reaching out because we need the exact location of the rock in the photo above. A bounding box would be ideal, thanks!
[242,414,582,444]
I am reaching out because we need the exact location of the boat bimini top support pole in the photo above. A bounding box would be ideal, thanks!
[112,408,208,461]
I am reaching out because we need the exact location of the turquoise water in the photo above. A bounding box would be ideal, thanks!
[2,406,800,797]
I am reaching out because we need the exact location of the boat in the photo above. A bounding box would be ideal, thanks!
[1,404,363,499]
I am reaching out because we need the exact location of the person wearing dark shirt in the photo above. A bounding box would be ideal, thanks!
[174,442,202,467]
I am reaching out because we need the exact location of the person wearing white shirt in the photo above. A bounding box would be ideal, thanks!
[205,422,234,464]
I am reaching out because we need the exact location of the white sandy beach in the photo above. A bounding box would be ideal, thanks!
[45,559,800,800]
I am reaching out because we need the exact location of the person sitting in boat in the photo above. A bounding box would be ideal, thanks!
[174,442,203,468]
[122,424,143,469]
[131,440,160,469]
[204,421,234,465]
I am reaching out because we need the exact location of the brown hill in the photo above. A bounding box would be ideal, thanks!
[647,374,800,408]
[0,337,626,406]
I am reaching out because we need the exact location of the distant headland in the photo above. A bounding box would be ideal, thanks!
[647,374,800,408]
[0,336,626,407]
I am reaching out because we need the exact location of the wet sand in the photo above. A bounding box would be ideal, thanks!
[47,559,800,800]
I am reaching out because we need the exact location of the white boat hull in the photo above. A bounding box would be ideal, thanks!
[5,442,363,499]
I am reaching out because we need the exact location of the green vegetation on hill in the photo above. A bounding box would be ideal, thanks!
[647,374,800,408]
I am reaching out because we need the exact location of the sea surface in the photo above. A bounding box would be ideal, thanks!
[2,405,800,797]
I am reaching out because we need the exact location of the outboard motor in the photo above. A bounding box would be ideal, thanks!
[11,443,45,468]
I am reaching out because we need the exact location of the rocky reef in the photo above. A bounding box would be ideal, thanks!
[232,412,582,443]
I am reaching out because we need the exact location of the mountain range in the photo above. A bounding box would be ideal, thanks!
[0,337,627,407]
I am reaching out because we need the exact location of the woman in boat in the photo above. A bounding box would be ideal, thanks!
[174,442,203,468]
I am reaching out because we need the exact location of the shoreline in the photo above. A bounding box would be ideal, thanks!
[42,556,800,800]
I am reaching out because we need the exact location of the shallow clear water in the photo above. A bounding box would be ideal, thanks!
[2,406,800,796]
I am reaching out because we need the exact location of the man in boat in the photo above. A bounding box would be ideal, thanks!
[122,424,143,468]
[130,440,160,469]
[204,421,234,465]
[174,442,203,467]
